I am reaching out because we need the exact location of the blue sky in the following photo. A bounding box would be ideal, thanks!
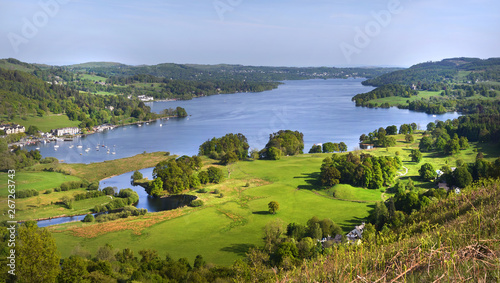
[1,0,499,67]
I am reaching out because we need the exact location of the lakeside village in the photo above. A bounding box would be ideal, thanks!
[0,123,116,148]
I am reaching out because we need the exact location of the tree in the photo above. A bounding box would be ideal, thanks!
[372,201,389,229]
[405,134,414,143]
[193,255,206,269]
[452,166,473,188]
[386,125,398,135]
[419,136,433,152]
[18,223,60,283]
[131,170,143,183]
[410,149,422,163]
[268,201,280,214]
[198,171,209,184]
[26,125,40,135]
[57,255,89,283]
[444,136,460,155]
[320,166,341,187]
[263,219,285,252]
[338,142,347,153]
[459,136,469,150]
[419,163,437,181]
[308,144,322,153]
[207,166,224,183]
[149,178,164,197]
[266,147,282,160]
[259,130,304,159]
[322,142,336,153]
[83,214,94,222]
[220,151,239,165]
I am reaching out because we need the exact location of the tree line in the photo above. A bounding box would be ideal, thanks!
[320,152,401,190]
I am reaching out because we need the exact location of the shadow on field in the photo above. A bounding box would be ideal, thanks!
[252,211,270,215]
[294,172,321,190]
[220,243,256,256]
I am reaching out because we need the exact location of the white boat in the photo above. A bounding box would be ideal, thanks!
[77,145,83,149]
[69,145,74,149]
[138,124,142,127]
[160,124,162,127]
[112,151,116,155]
[54,145,59,148]
[36,147,40,150]
[146,122,149,125]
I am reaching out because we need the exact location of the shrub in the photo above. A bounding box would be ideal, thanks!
[102,186,116,196]
[44,189,52,194]
[17,189,39,198]
[213,189,220,194]
[197,188,207,193]
[190,199,204,207]
[83,214,94,223]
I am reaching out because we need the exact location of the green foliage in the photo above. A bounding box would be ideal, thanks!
[452,166,473,188]
[220,151,239,165]
[83,214,95,223]
[268,201,279,214]
[102,186,115,196]
[409,149,422,163]
[308,144,322,153]
[320,153,400,190]
[148,178,164,197]
[266,147,282,160]
[131,170,143,183]
[17,189,39,198]
[419,163,437,181]
[405,134,414,143]
[260,130,304,159]
[207,166,225,184]
[198,171,209,184]
[152,156,201,195]
[199,133,249,161]
[190,199,204,207]
[175,106,188,117]
[17,223,60,282]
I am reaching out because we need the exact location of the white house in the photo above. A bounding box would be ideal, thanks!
[0,124,25,135]
[52,127,80,136]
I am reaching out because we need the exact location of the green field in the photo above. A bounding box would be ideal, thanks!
[369,91,442,106]
[0,171,81,197]
[79,74,107,82]
[12,113,80,132]
[50,154,377,266]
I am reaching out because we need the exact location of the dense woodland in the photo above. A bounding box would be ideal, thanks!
[0,67,187,132]
[352,57,500,114]
[362,57,500,86]
[198,133,250,163]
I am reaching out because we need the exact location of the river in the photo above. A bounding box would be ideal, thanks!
[26,79,459,164]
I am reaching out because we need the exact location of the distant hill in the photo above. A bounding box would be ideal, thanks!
[61,61,401,81]
[362,57,500,87]
[0,58,39,73]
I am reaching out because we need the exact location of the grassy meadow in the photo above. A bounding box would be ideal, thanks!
[11,113,81,132]
[49,154,377,266]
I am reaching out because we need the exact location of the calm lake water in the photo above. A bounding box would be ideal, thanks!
[27,79,459,164]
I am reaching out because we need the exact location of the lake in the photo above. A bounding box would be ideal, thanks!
[27,78,459,164]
